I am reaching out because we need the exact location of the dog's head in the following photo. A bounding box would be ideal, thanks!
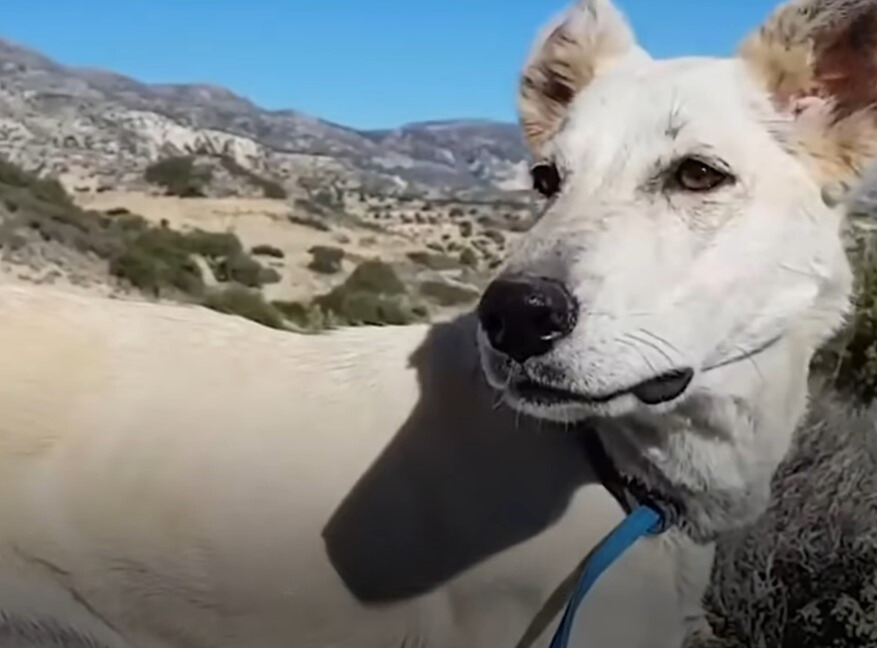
[479,0,873,424]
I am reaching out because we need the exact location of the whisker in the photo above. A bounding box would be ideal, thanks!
[778,263,821,280]
[736,343,765,383]
[638,329,683,360]
[618,335,659,375]
[626,331,675,368]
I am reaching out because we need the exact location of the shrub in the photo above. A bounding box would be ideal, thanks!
[308,259,421,327]
[218,156,287,199]
[308,245,345,274]
[180,229,243,259]
[812,237,877,405]
[0,158,33,188]
[251,244,285,259]
[288,211,331,232]
[314,288,419,326]
[0,158,72,207]
[214,252,275,287]
[459,247,478,268]
[202,286,285,330]
[109,229,205,297]
[344,259,405,295]
[144,156,212,197]
[272,300,312,326]
[483,229,506,246]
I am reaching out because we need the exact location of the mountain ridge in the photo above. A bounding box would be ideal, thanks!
[0,36,530,200]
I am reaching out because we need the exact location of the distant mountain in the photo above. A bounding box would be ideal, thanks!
[0,37,530,199]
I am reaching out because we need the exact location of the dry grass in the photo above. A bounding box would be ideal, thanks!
[696,384,877,648]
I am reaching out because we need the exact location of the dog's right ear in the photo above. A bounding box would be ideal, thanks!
[740,0,877,189]
[518,0,645,156]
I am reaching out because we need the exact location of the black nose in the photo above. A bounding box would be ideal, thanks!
[477,275,578,363]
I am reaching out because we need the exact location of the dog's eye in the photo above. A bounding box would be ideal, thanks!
[673,158,730,192]
[531,162,562,198]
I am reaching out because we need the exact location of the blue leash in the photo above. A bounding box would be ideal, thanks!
[548,504,666,648]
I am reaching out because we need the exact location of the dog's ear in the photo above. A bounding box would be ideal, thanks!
[741,0,877,187]
[518,0,645,156]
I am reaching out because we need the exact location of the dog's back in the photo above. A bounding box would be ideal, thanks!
[0,284,694,648]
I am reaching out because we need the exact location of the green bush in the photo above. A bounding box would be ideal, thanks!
[308,258,423,327]
[459,247,478,268]
[272,300,312,326]
[0,158,33,188]
[483,229,506,246]
[289,213,331,232]
[218,156,287,199]
[314,288,419,326]
[214,252,276,287]
[109,229,205,297]
[202,286,285,330]
[813,243,877,404]
[308,245,345,274]
[251,244,285,259]
[345,259,405,295]
[180,229,243,259]
[0,159,72,208]
[0,158,275,301]
[144,156,212,197]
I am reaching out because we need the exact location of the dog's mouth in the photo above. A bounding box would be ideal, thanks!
[509,368,695,407]
[504,335,784,409]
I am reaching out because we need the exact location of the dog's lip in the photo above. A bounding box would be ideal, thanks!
[509,368,695,407]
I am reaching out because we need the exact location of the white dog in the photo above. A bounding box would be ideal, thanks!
[0,0,872,646]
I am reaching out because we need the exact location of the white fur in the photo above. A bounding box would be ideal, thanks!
[0,286,700,648]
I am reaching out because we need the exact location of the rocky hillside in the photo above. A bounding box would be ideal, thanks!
[0,37,530,201]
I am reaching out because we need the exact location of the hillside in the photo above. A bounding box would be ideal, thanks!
[0,38,529,201]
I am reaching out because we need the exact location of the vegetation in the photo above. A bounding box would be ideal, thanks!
[214,252,280,287]
[311,259,425,326]
[251,244,285,259]
[699,392,877,648]
[218,156,287,199]
[0,158,284,320]
[288,212,331,232]
[459,247,478,268]
[144,156,212,197]
[343,259,406,295]
[308,245,345,275]
[0,158,72,207]
[202,286,285,330]
[109,227,205,297]
[812,232,877,405]
[143,155,287,200]
[271,300,313,327]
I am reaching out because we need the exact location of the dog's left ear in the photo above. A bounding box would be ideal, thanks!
[518,0,646,156]
[741,0,877,187]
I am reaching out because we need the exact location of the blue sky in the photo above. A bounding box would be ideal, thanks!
[4,1,775,130]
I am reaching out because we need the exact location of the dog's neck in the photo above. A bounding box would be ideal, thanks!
[593,334,814,543]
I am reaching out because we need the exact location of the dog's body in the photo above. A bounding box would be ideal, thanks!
[3,0,877,646]
[0,286,704,648]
